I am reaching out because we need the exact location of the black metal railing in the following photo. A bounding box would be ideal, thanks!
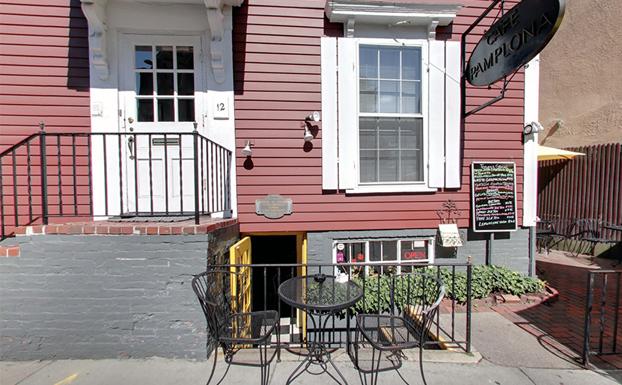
[583,270,622,367]
[0,125,232,239]
[210,261,473,353]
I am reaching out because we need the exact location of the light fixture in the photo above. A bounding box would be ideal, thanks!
[304,126,314,142]
[523,121,544,135]
[305,111,321,122]
[241,140,253,157]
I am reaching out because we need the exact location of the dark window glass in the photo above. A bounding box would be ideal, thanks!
[178,99,195,122]
[157,99,174,121]
[178,73,194,95]
[155,46,173,69]
[135,73,153,95]
[157,73,174,95]
[137,99,154,122]
[135,46,153,69]
[177,46,194,69]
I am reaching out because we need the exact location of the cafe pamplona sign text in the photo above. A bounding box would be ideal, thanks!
[466,0,565,86]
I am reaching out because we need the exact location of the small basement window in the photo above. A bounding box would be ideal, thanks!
[333,237,434,276]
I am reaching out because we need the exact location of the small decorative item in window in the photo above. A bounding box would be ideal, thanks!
[336,250,345,263]
[356,252,365,262]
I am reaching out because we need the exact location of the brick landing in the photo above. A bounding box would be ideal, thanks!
[12,218,237,236]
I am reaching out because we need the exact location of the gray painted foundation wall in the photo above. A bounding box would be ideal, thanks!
[0,225,238,360]
[307,227,530,274]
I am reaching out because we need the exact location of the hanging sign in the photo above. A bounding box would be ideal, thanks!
[466,0,565,86]
[471,162,517,232]
[255,195,293,219]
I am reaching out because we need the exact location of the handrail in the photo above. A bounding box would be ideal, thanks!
[0,126,233,239]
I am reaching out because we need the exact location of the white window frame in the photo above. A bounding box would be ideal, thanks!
[349,38,434,194]
[332,237,435,276]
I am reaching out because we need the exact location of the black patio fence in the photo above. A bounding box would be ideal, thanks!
[0,125,232,240]
[583,270,622,367]
[207,261,473,354]
[538,143,622,243]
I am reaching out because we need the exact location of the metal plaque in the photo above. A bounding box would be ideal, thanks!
[255,195,293,219]
[466,0,565,86]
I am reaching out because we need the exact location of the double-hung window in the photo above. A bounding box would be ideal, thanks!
[358,44,424,184]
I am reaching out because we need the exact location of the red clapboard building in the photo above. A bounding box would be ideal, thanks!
[0,0,539,274]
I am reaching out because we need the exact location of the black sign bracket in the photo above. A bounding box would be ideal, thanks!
[461,0,513,118]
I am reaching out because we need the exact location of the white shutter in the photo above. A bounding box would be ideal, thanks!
[337,38,357,190]
[444,41,462,188]
[321,37,338,190]
[428,40,445,188]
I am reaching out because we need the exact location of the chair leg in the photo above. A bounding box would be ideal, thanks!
[277,320,281,362]
[418,343,427,385]
[205,346,218,385]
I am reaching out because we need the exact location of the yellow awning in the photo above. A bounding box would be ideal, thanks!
[537,145,585,161]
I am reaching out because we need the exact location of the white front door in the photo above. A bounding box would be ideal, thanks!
[119,35,203,215]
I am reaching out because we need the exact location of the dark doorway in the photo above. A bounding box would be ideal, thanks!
[251,235,297,317]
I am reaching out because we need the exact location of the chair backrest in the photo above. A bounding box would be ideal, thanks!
[388,271,446,330]
[192,270,238,341]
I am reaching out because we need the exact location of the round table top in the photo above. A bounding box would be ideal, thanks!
[278,274,363,313]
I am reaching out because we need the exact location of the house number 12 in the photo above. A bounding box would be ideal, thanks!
[213,98,229,119]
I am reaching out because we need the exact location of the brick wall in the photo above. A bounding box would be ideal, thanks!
[0,224,238,360]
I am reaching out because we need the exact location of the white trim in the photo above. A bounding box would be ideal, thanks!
[321,37,339,190]
[428,40,445,188]
[346,184,436,194]
[444,40,461,188]
[523,56,540,227]
[325,0,463,28]
[337,38,358,190]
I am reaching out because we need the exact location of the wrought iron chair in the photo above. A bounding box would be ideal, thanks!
[350,272,445,385]
[192,270,280,385]
[568,218,618,256]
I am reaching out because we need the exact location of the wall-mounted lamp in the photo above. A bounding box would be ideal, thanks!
[304,126,314,142]
[241,140,253,157]
[523,121,544,135]
[305,111,321,122]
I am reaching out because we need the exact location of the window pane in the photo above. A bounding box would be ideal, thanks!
[359,46,377,79]
[178,73,195,95]
[401,119,423,149]
[157,99,174,121]
[369,242,381,262]
[135,46,153,69]
[359,79,377,113]
[157,73,174,95]
[178,99,195,122]
[378,150,398,182]
[379,48,400,79]
[177,46,194,69]
[156,46,173,69]
[379,119,399,149]
[359,118,377,149]
[360,149,377,183]
[135,73,153,95]
[382,241,397,261]
[137,99,154,122]
[379,80,399,113]
[402,81,420,114]
[401,149,422,181]
[402,48,421,81]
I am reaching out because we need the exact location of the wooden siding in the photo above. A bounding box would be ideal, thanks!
[0,0,90,236]
[0,0,90,151]
[233,0,525,233]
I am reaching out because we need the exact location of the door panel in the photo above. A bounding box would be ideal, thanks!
[119,35,202,215]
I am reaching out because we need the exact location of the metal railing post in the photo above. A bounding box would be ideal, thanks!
[39,123,48,225]
[583,271,595,367]
[466,260,473,353]
[193,124,200,225]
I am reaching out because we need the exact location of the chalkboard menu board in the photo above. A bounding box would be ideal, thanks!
[471,162,517,232]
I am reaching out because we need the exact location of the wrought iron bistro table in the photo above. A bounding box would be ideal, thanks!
[278,274,363,385]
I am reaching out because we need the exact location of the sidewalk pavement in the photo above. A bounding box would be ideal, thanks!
[2,312,621,385]
[2,356,619,385]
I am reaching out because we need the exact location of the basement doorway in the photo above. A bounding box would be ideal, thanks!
[250,234,305,344]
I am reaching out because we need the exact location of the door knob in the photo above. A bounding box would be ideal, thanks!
[128,117,134,124]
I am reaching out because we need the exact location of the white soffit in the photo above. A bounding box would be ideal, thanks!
[80,0,244,81]
[325,0,464,28]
